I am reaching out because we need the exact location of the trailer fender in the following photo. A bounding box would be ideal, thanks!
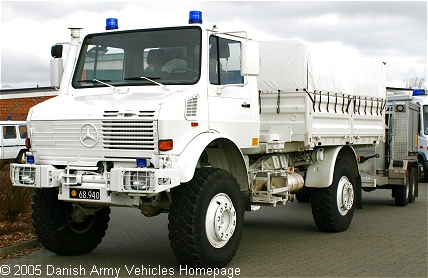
[305,146,359,188]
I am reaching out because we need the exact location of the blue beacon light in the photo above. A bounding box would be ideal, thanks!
[106,18,118,30]
[136,158,147,168]
[413,89,425,96]
[27,155,35,164]
[189,11,202,24]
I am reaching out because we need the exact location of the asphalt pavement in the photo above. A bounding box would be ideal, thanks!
[1,184,427,278]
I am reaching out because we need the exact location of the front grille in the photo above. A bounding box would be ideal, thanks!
[102,120,157,150]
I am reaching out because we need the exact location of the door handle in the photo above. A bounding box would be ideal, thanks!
[241,103,250,108]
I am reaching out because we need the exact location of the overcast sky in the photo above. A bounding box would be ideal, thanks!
[0,1,427,89]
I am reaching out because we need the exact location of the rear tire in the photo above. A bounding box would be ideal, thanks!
[32,188,110,255]
[311,159,355,232]
[168,168,244,268]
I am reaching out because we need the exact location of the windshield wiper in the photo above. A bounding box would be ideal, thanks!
[124,76,168,90]
[91,79,129,94]
[92,79,117,91]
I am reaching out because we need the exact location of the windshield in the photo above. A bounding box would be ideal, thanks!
[423,105,428,135]
[72,27,201,89]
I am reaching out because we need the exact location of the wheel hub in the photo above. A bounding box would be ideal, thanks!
[337,177,354,216]
[341,182,354,210]
[206,193,236,248]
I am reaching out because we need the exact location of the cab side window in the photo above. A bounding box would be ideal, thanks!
[19,126,28,139]
[3,126,17,139]
[209,36,243,85]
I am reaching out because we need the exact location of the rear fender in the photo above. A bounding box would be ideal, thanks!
[306,146,359,188]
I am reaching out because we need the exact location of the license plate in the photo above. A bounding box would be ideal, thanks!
[69,188,100,200]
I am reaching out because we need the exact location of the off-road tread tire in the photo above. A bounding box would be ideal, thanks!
[32,188,110,255]
[168,168,244,268]
[311,159,355,232]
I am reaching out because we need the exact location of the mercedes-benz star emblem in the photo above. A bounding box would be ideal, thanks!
[79,123,99,148]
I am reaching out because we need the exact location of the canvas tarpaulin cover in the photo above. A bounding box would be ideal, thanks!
[257,40,386,98]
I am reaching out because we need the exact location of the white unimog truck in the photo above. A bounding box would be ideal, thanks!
[11,11,418,267]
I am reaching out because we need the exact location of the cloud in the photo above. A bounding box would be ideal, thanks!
[1,1,426,89]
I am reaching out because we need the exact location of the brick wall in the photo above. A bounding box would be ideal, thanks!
[0,96,55,121]
[0,87,57,121]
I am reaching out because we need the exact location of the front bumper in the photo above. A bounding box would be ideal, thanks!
[10,163,180,205]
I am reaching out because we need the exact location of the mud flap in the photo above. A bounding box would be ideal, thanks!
[355,175,363,209]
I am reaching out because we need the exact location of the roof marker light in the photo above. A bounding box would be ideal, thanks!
[189,11,202,24]
[413,89,426,96]
[106,18,118,30]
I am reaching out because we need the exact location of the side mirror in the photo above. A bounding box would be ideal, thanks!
[50,58,63,87]
[241,41,259,76]
[51,44,63,58]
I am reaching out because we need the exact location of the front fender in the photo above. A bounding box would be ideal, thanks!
[175,132,225,183]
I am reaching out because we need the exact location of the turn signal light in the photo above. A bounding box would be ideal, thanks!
[25,138,31,149]
[159,139,173,151]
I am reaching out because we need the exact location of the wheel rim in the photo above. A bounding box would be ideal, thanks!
[66,204,96,234]
[337,176,354,216]
[418,161,425,179]
[405,184,410,199]
[205,193,236,248]
[410,178,416,197]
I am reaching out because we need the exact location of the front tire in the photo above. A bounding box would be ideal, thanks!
[168,168,244,268]
[311,159,355,232]
[32,188,110,255]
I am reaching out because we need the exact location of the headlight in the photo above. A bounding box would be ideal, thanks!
[19,167,36,185]
[131,172,149,190]
[122,171,152,191]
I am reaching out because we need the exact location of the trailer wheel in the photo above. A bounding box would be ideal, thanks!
[393,183,409,206]
[409,167,417,203]
[168,168,244,268]
[32,188,110,255]
[394,167,417,206]
[417,157,428,182]
[311,159,355,232]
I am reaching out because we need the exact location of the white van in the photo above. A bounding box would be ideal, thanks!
[0,121,28,163]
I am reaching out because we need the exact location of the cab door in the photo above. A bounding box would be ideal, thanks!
[208,35,255,148]
[1,125,19,159]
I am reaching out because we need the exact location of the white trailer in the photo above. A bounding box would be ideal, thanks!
[10,12,418,268]
[387,87,428,182]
